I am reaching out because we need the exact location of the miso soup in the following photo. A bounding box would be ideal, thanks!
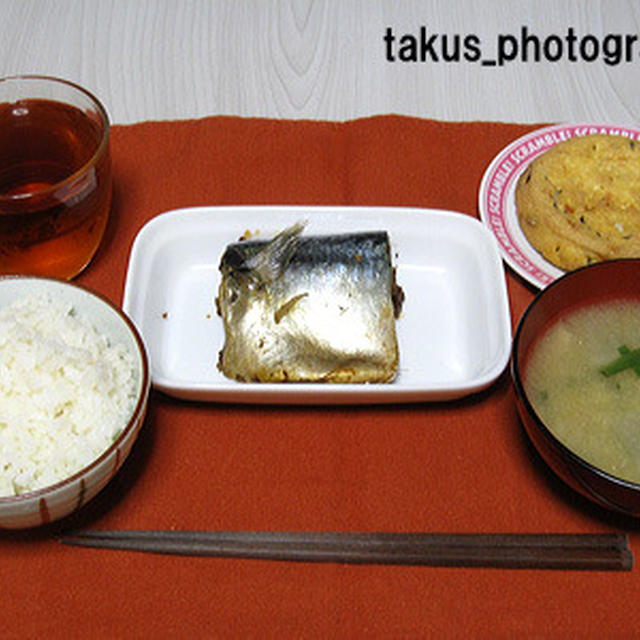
[524,299,640,484]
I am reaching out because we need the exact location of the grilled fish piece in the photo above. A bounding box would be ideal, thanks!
[217,224,402,383]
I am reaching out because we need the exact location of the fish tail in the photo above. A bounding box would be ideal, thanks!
[245,220,307,284]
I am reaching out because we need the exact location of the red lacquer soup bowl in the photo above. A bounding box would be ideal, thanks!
[511,259,640,516]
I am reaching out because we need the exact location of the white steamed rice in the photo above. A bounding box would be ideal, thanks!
[0,292,138,497]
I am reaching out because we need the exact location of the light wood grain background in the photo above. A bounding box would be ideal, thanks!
[0,0,639,126]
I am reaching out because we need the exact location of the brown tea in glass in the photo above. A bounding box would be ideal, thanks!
[0,76,112,279]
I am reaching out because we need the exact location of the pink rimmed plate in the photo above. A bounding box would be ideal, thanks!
[478,123,640,289]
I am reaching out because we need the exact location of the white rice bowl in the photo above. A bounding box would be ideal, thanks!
[0,277,149,529]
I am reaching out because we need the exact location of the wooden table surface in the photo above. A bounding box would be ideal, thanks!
[0,0,638,126]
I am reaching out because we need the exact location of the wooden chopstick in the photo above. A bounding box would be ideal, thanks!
[59,530,633,571]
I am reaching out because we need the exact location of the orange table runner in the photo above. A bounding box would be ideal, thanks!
[4,115,638,638]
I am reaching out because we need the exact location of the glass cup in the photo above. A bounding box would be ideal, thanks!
[0,75,112,279]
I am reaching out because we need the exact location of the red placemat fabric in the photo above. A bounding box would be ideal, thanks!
[3,115,638,639]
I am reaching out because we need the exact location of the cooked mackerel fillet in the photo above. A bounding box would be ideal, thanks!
[217,224,403,383]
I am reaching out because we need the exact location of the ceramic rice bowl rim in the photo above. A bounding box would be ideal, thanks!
[0,275,150,528]
[511,259,640,505]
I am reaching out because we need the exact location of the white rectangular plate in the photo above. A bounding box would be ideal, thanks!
[122,206,511,404]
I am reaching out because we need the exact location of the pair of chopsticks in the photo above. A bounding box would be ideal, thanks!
[60,530,633,571]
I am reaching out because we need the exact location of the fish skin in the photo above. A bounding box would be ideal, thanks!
[217,227,400,383]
